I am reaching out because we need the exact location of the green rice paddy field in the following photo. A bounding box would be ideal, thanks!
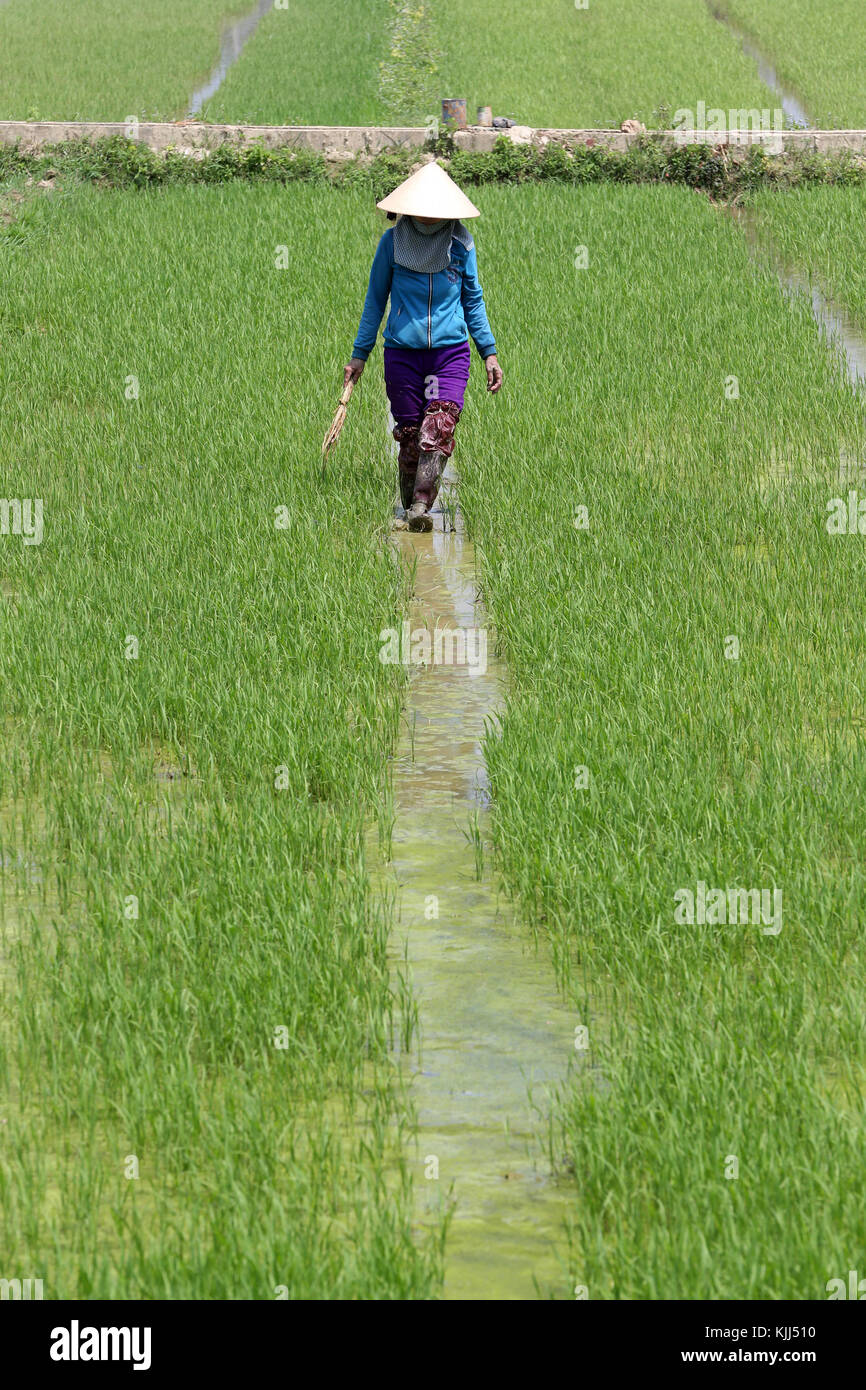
[1,0,864,127]
[0,181,444,1298]
[2,168,866,1297]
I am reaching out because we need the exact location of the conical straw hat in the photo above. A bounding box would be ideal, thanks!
[376,161,481,219]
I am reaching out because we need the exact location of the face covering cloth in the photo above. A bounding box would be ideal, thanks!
[392,216,464,273]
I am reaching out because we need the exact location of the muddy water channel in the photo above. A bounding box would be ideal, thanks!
[707,3,810,128]
[381,486,577,1299]
[188,0,273,116]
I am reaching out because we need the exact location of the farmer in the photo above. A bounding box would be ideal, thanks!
[344,162,502,532]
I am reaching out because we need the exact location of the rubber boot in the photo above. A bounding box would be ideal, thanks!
[408,449,447,531]
[393,423,420,515]
[399,469,415,511]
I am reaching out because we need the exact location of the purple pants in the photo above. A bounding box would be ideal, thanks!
[384,341,471,429]
[386,342,471,509]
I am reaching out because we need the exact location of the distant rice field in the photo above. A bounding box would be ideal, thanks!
[430,0,774,129]
[204,0,391,126]
[721,0,866,128]
[0,0,247,121]
[1,0,863,129]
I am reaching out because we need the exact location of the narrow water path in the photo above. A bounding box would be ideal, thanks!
[733,206,866,391]
[188,0,273,116]
[383,481,578,1300]
[779,271,866,390]
[707,3,811,128]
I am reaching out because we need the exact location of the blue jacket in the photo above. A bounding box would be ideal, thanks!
[352,226,496,361]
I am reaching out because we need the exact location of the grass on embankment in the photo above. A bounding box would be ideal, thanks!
[0,179,441,1298]
[0,0,254,121]
[750,186,866,329]
[454,182,866,1298]
[4,135,866,220]
[720,0,866,129]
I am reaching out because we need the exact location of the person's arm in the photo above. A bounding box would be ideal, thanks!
[461,245,502,392]
[345,233,393,385]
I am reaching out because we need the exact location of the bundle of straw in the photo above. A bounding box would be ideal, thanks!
[321,378,356,461]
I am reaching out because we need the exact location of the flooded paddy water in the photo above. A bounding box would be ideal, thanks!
[375,476,578,1299]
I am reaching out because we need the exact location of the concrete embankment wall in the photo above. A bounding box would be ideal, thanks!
[2,121,866,160]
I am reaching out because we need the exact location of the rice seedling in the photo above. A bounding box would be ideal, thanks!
[438,483,459,534]
[0,178,443,1297]
[454,182,866,1298]
[463,809,484,881]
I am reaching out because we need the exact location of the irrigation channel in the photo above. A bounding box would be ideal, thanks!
[377,470,579,1299]
[707,4,810,128]
[188,0,274,117]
